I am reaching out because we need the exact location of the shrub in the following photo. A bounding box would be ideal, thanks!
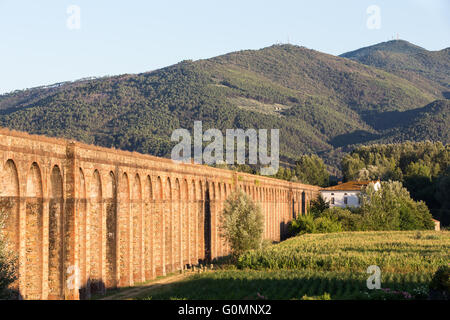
[321,207,365,231]
[314,217,342,233]
[429,265,450,300]
[289,215,316,235]
[220,189,264,257]
[289,215,342,235]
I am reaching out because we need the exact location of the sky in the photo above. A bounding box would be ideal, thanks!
[0,0,449,94]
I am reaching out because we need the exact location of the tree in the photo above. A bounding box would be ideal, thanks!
[359,181,434,230]
[220,189,264,257]
[309,194,329,217]
[0,200,17,299]
[295,155,329,187]
[434,167,450,226]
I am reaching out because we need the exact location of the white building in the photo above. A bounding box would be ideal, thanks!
[320,180,381,208]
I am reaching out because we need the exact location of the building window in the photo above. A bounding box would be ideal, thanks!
[344,197,348,205]
[331,197,335,205]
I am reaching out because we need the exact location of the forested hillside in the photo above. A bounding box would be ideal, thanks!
[0,41,448,174]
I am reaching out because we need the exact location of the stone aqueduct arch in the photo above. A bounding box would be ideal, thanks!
[0,129,320,300]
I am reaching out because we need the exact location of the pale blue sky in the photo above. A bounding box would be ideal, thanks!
[1,0,449,94]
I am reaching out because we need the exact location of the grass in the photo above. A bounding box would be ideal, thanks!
[135,230,449,300]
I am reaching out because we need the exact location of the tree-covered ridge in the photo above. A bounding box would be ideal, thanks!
[381,100,450,143]
[340,40,450,94]
[0,42,447,172]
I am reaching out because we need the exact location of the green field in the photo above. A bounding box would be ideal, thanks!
[136,231,449,300]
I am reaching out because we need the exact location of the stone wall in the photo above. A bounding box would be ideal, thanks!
[0,128,320,300]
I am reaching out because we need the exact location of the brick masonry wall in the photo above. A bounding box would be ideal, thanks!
[0,128,320,300]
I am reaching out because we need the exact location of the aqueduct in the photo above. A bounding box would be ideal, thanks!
[0,128,320,300]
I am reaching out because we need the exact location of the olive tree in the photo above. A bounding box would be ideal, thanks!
[220,189,264,257]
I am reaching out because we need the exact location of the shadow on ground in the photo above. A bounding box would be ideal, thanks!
[130,270,429,300]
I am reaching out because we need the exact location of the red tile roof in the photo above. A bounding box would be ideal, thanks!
[320,181,378,191]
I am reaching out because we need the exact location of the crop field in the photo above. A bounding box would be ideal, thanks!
[237,230,449,273]
[136,231,449,300]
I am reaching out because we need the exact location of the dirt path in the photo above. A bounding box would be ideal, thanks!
[99,272,190,300]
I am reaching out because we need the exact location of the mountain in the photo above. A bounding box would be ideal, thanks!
[340,40,450,97]
[0,42,448,175]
